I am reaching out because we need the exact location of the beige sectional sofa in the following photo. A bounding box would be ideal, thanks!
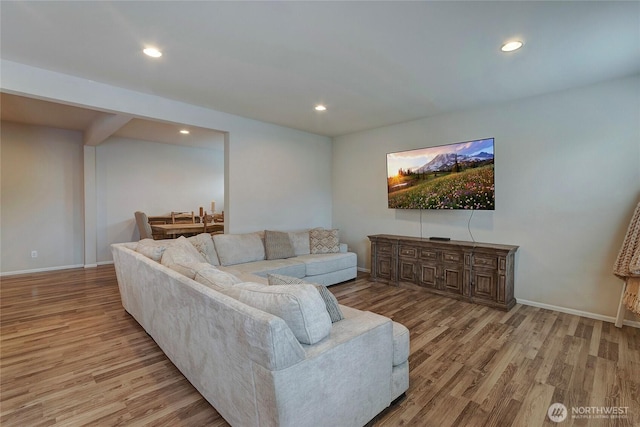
[209,229,357,285]
[111,229,409,427]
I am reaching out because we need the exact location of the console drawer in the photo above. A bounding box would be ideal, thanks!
[474,254,498,269]
[420,249,437,260]
[443,251,462,263]
[399,245,417,258]
[377,244,392,255]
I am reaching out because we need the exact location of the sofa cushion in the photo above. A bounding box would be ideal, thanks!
[222,282,331,345]
[218,267,270,285]
[288,230,311,256]
[267,274,344,323]
[294,252,357,277]
[136,238,171,262]
[194,264,242,291]
[165,261,210,280]
[224,258,306,279]
[160,236,207,278]
[392,322,410,367]
[160,236,206,266]
[213,232,265,266]
[264,230,295,260]
[187,233,220,265]
[338,306,409,367]
[309,228,340,254]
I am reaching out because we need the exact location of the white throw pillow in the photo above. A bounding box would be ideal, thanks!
[194,265,242,291]
[222,282,331,345]
[165,261,211,280]
[136,239,171,262]
[267,274,344,323]
[188,233,220,265]
[161,236,207,278]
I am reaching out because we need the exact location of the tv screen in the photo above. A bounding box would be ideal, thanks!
[387,137,495,210]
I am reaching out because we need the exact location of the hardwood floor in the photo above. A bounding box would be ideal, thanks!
[1,266,638,426]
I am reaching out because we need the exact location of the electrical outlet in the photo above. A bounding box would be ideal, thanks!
[31,250,38,258]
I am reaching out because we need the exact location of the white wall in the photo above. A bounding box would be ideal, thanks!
[227,122,333,233]
[333,76,640,319]
[95,137,225,262]
[1,122,84,272]
[0,60,333,272]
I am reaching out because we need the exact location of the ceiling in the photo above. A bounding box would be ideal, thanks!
[0,93,225,149]
[1,1,639,138]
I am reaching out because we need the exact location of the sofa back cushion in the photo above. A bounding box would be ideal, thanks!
[188,233,220,265]
[287,230,311,256]
[213,233,265,266]
[222,282,331,345]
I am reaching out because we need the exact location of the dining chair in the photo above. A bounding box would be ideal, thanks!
[171,211,195,224]
[134,211,154,240]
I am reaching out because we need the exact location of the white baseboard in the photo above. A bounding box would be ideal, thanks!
[518,298,640,329]
[85,261,115,268]
[0,264,85,277]
[356,268,639,329]
[1,261,113,276]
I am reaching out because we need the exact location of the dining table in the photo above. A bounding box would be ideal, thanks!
[151,222,224,239]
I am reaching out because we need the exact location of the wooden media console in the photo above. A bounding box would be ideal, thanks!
[368,234,518,311]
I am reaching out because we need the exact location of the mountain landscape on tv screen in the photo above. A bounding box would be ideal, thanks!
[387,139,495,210]
[411,151,493,174]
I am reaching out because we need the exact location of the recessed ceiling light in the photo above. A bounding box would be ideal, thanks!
[143,47,162,58]
[179,129,190,135]
[315,105,327,112]
[501,41,523,52]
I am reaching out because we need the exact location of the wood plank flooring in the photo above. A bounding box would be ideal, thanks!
[1,266,639,426]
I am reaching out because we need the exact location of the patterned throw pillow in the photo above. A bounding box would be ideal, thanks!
[267,274,344,323]
[309,228,340,254]
[264,230,295,260]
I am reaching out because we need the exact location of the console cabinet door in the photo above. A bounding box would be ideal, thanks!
[441,250,464,295]
[418,248,439,289]
[398,245,417,282]
[442,264,464,295]
[375,243,394,281]
[471,268,498,304]
[471,252,500,304]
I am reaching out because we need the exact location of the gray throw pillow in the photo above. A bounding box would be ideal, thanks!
[264,230,295,260]
[267,273,344,323]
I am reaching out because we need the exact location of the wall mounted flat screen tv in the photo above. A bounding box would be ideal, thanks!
[387,137,495,210]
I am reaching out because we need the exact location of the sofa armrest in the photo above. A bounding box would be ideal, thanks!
[253,309,394,427]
